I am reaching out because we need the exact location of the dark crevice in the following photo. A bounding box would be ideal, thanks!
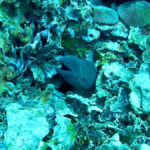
[57,81,73,94]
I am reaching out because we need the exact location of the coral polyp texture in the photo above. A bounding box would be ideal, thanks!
[1,0,150,149]
[117,1,150,27]
[94,6,119,24]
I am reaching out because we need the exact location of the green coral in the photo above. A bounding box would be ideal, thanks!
[96,52,118,66]
[61,36,91,56]
[0,1,34,45]
[61,37,80,51]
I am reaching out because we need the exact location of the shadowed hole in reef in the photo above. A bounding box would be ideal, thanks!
[46,147,52,150]
[30,81,36,87]
[123,56,130,63]
[41,34,47,46]
[0,22,3,30]
[101,0,131,6]
[57,81,73,94]
[128,43,143,63]
[10,36,25,47]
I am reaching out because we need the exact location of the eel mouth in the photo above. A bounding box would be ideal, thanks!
[61,62,70,71]
[60,59,73,72]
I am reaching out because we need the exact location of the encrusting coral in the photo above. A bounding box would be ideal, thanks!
[117,1,150,27]
[94,6,119,24]
[0,0,150,150]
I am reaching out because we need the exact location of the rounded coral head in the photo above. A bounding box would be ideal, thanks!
[117,1,150,27]
[94,6,119,25]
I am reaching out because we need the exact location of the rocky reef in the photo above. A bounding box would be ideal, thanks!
[0,0,150,149]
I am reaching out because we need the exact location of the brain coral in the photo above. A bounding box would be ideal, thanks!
[93,6,119,24]
[117,1,150,27]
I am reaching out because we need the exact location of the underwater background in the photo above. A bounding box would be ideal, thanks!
[0,0,150,149]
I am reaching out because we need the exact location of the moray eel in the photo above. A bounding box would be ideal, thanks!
[57,55,97,95]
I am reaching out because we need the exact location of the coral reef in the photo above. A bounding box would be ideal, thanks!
[0,0,150,149]
[117,1,150,27]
